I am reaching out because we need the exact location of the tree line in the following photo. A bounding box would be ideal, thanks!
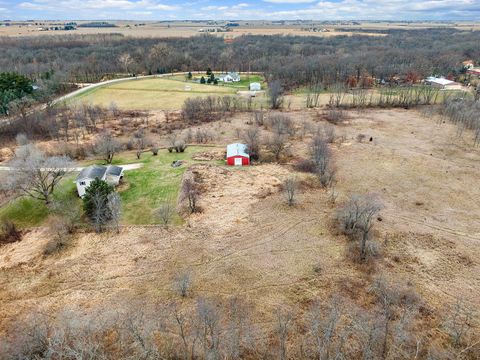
[1,28,479,88]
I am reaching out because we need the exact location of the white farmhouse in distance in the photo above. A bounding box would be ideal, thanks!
[218,72,240,83]
[74,165,123,197]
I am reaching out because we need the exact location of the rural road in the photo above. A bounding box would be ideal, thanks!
[0,163,143,172]
[52,71,264,105]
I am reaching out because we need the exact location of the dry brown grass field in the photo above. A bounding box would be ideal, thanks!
[1,107,479,338]
[4,20,479,38]
[0,24,385,38]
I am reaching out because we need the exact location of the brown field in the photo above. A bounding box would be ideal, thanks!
[1,107,479,333]
[0,23,385,38]
[4,20,479,38]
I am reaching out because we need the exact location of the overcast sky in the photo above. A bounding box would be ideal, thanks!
[2,0,480,21]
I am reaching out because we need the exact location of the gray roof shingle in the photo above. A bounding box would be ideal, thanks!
[76,165,107,182]
[106,165,123,177]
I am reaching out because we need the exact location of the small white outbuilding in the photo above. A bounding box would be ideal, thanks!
[249,82,261,91]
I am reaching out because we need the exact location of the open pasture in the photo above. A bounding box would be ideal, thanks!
[69,77,238,110]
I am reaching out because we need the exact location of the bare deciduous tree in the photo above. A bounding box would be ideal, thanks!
[90,190,109,233]
[369,276,400,357]
[268,80,284,109]
[306,298,343,360]
[196,298,221,359]
[267,113,295,137]
[51,197,82,234]
[9,144,73,204]
[310,136,335,187]
[443,299,477,349]
[172,306,197,360]
[118,53,133,74]
[108,192,122,233]
[132,129,148,159]
[283,177,298,206]
[275,308,293,360]
[154,201,175,226]
[173,271,192,298]
[253,110,265,126]
[324,108,347,125]
[180,177,199,214]
[337,194,383,261]
[243,126,261,161]
[267,132,287,162]
[93,131,122,164]
[322,124,336,144]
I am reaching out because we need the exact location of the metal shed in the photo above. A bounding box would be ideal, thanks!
[226,143,250,166]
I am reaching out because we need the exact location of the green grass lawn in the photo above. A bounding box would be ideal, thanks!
[68,77,237,110]
[116,147,211,224]
[0,146,220,228]
[0,176,80,229]
[168,74,266,90]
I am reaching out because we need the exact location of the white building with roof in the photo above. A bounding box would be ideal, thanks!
[249,82,261,91]
[74,165,123,197]
[217,72,241,83]
[425,77,463,90]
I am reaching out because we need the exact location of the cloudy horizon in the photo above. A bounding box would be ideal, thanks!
[1,0,480,21]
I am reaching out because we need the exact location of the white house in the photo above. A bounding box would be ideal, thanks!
[218,72,241,83]
[249,82,261,91]
[425,77,463,90]
[75,165,124,197]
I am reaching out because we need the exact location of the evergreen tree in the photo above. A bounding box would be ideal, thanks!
[200,76,206,84]
[187,71,192,80]
[83,178,114,231]
[0,72,33,115]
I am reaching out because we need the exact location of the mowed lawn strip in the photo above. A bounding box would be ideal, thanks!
[68,77,237,110]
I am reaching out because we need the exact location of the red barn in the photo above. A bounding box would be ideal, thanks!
[226,143,250,166]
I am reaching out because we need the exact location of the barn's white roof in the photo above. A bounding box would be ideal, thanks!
[227,143,249,158]
[426,76,455,86]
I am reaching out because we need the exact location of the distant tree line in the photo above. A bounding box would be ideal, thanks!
[0,28,479,87]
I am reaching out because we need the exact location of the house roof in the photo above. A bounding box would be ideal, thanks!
[227,143,249,158]
[218,72,240,79]
[76,165,123,182]
[467,68,480,75]
[106,165,123,177]
[76,165,107,182]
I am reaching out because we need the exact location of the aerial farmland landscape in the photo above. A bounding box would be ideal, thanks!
[0,1,480,359]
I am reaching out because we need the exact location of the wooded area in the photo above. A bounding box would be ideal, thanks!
[0,29,478,87]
